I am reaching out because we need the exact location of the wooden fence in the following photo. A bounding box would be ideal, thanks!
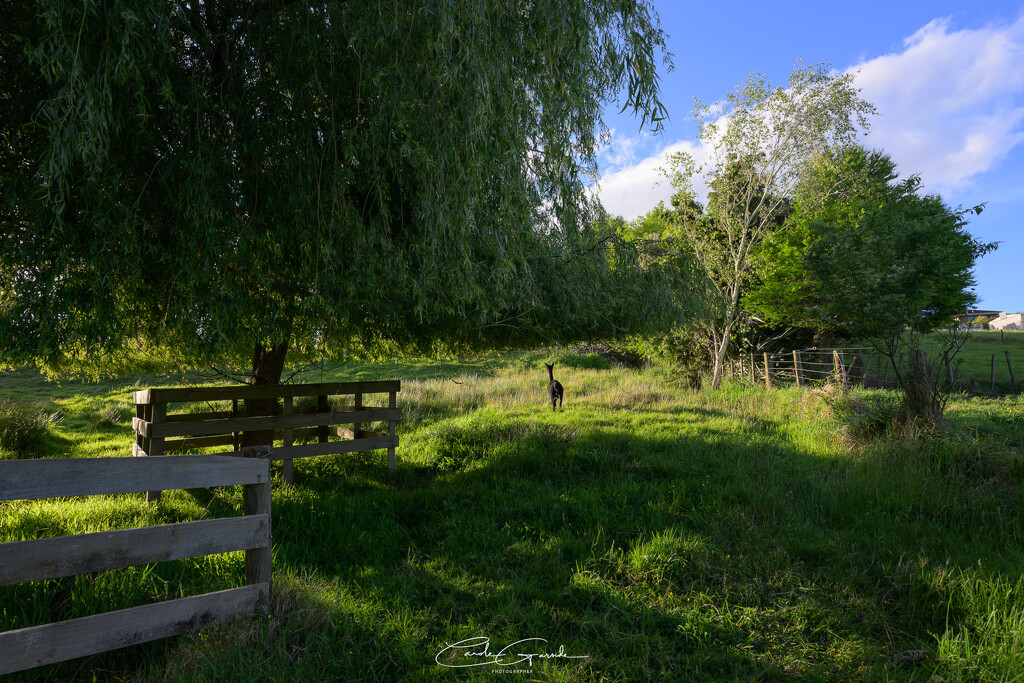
[739,348,1020,394]
[0,448,272,676]
[133,381,400,500]
[756,348,880,389]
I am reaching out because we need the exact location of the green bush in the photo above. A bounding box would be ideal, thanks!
[0,400,62,458]
[555,352,612,370]
[648,329,713,389]
[568,342,645,368]
[822,387,901,440]
[427,412,522,472]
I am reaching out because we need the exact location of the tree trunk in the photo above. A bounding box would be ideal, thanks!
[710,319,734,389]
[241,341,289,449]
[711,279,742,389]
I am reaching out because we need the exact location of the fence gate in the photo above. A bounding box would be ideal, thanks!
[132,381,401,500]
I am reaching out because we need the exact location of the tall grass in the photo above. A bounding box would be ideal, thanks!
[0,399,63,458]
[0,353,1021,681]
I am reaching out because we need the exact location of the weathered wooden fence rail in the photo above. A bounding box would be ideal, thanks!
[133,381,400,499]
[0,449,272,676]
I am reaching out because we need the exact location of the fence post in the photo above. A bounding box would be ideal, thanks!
[146,402,166,503]
[388,390,397,472]
[749,353,755,384]
[1007,351,1017,386]
[281,395,294,485]
[353,391,363,440]
[317,395,329,444]
[764,353,771,389]
[242,445,272,616]
[833,350,848,390]
[231,399,240,452]
[793,351,803,388]
[133,404,146,459]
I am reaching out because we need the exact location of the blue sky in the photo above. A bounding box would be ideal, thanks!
[593,1,1024,313]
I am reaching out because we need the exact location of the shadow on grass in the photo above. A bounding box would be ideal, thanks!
[4,393,1020,681]
[0,429,73,461]
[253,407,1024,680]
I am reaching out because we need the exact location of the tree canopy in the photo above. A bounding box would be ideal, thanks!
[746,146,997,341]
[1,0,688,379]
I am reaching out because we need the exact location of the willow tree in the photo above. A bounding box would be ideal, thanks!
[661,62,876,388]
[1,0,687,383]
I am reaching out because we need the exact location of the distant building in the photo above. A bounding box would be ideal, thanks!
[989,312,1023,331]
[953,309,1005,326]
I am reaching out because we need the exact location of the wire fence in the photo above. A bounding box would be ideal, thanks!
[731,347,1022,398]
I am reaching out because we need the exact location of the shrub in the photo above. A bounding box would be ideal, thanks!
[569,343,645,369]
[817,384,901,440]
[556,352,612,370]
[648,329,714,389]
[0,400,62,458]
[428,413,523,472]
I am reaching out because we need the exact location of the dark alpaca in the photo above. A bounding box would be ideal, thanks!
[545,362,564,411]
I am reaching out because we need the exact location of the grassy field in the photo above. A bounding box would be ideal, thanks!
[759,330,1024,397]
[922,329,1024,395]
[1,350,1022,681]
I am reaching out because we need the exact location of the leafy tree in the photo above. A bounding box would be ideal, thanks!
[661,62,876,388]
[619,201,673,243]
[807,169,996,428]
[745,146,899,342]
[748,145,997,428]
[610,199,719,388]
[749,146,995,341]
[1,0,687,383]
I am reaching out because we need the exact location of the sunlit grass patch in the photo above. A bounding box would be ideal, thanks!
[1,351,1022,681]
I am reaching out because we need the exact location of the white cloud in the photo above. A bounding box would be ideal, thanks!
[597,128,642,171]
[849,16,1024,192]
[595,15,1024,219]
[591,139,708,220]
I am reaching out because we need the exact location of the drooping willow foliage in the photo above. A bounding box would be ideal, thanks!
[1,0,693,377]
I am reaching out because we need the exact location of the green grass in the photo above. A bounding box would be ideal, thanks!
[921,329,1024,395]
[1,352,1022,681]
